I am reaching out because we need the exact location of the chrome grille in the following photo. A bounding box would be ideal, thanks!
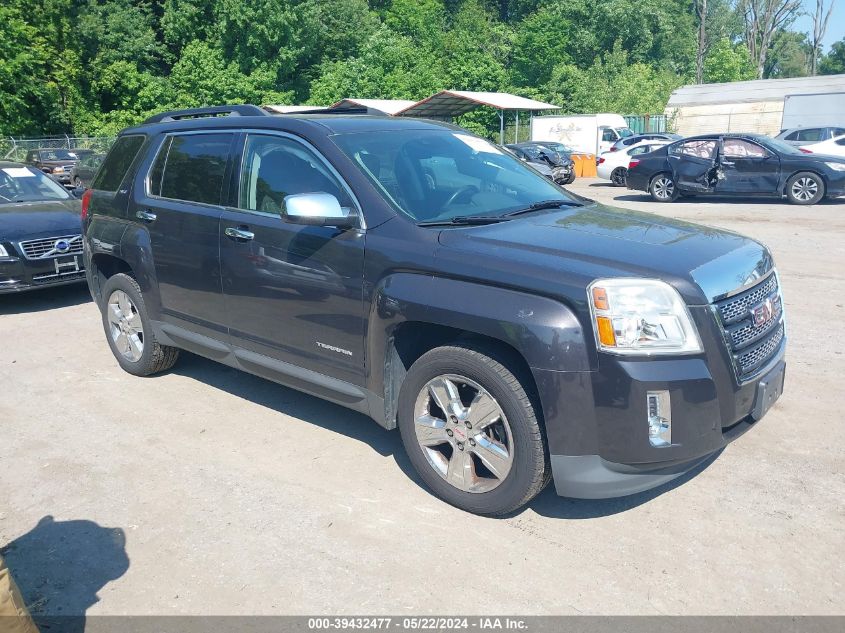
[714,273,785,381]
[19,235,83,260]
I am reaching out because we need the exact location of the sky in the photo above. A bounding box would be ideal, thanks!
[794,0,845,50]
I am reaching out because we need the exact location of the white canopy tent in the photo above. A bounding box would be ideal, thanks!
[396,90,560,143]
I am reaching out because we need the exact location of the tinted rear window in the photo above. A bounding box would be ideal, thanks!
[150,133,233,205]
[93,135,145,192]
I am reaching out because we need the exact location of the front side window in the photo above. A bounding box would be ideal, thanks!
[149,133,233,204]
[0,166,71,204]
[331,129,572,223]
[94,135,146,192]
[722,138,768,158]
[238,134,352,214]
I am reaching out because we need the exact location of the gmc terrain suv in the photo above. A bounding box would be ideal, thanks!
[82,105,786,516]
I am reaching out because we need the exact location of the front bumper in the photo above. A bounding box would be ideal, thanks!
[533,315,786,499]
[0,252,86,293]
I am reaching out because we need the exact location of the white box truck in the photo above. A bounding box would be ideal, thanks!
[531,114,634,155]
[781,93,845,131]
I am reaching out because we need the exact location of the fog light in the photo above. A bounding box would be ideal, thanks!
[647,390,671,447]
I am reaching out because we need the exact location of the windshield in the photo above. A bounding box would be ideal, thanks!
[758,136,805,156]
[618,128,634,138]
[0,166,72,203]
[39,149,77,161]
[332,129,574,223]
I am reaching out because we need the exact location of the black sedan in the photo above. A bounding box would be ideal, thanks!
[626,133,845,205]
[506,142,574,184]
[0,162,85,293]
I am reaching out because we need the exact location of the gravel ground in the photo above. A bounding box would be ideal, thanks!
[1,178,843,618]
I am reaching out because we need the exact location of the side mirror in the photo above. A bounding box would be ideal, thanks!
[282,192,355,228]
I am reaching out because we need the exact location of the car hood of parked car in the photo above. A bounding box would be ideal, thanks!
[435,203,771,304]
[0,199,83,241]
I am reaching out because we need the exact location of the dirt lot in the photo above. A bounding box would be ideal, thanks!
[1,179,843,617]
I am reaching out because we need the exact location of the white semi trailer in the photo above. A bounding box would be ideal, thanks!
[781,93,845,131]
[530,114,633,155]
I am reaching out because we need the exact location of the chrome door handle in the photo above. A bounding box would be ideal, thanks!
[136,209,157,222]
[225,227,255,241]
[721,160,735,166]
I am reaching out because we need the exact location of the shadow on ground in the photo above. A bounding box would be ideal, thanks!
[611,193,845,206]
[1,516,129,633]
[173,353,716,520]
[0,284,91,316]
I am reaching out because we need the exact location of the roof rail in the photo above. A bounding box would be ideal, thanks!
[143,105,267,124]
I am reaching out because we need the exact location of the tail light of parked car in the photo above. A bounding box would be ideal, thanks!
[609,147,619,152]
[799,148,813,154]
[597,157,605,165]
[628,159,641,169]
[81,189,92,220]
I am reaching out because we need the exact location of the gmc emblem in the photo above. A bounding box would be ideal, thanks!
[750,295,780,328]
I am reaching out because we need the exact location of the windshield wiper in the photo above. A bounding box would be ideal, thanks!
[417,215,510,227]
[503,199,583,217]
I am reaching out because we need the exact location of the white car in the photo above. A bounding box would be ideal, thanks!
[596,141,670,186]
[800,133,845,158]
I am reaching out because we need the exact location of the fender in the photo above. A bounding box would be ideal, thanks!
[367,273,593,425]
[118,223,164,319]
[83,216,128,301]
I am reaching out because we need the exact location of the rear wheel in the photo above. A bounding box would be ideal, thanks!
[397,344,548,516]
[100,273,179,376]
[649,173,677,202]
[73,176,83,188]
[786,172,825,205]
[610,167,627,187]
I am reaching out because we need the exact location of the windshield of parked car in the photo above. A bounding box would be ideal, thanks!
[39,149,77,161]
[541,142,573,155]
[0,166,72,203]
[618,128,634,138]
[331,129,574,223]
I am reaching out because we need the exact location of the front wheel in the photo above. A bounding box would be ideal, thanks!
[73,176,83,189]
[565,172,576,185]
[649,173,677,202]
[786,172,825,205]
[610,167,627,187]
[397,344,549,516]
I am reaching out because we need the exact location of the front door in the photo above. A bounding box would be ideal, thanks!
[219,132,366,386]
[133,132,235,339]
[669,138,718,192]
[717,137,780,193]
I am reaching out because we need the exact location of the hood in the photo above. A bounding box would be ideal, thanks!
[0,199,83,241]
[435,203,772,305]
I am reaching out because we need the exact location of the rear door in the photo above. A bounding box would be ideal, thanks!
[717,137,780,193]
[133,131,235,340]
[219,132,366,385]
[668,139,718,192]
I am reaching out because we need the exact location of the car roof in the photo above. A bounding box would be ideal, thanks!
[122,113,462,138]
[0,161,27,168]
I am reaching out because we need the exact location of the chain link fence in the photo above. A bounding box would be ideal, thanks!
[1,136,116,162]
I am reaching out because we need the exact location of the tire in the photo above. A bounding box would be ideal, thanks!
[99,273,179,376]
[73,176,82,188]
[649,173,677,202]
[565,173,576,185]
[786,171,825,205]
[610,167,627,187]
[397,343,549,516]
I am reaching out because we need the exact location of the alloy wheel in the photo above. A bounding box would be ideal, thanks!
[107,290,144,362]
[612,168,627,186]
[791,177,819,202]
[413,374,514,493]
[653,176,674,199]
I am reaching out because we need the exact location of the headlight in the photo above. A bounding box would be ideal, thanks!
[52,166,65,173]
[0,244,8,257]
[588,278,703,355]
[825,162,845,172]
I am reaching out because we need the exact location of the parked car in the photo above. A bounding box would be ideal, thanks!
[627,133,845,205]
[69,153,105,189]
[608,133,682,153]
[0,162,85,292]
[526,141,577,184]
[84,105,786,516]
[799,132,845,158]
[776,126,845,147]
[597,141,670,186]
[506,142,573,184]
[24,148,81,186]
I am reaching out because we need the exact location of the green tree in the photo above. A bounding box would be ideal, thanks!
[819,38,845,74]
[510,4,572,87]
[703,38,757,82]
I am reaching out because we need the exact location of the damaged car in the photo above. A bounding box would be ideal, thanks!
[626,133,845,205]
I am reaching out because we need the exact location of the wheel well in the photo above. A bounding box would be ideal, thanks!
[383,322,541,430]
[649,171,672,188]
[90,253,134,300]
[783,170,827,194]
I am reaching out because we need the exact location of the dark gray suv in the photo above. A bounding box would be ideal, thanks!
[82,105,786,515]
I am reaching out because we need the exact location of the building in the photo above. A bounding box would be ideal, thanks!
[665,74,845,136]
